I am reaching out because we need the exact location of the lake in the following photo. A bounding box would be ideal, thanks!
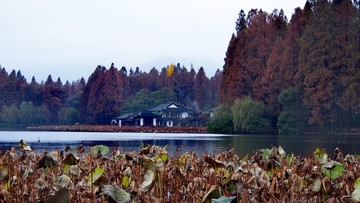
[0,131,359,157]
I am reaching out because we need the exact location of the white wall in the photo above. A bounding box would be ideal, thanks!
[181,112,189,118]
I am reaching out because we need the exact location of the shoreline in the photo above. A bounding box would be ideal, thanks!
[26,125,207,133]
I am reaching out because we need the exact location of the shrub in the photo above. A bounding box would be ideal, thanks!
[277,110,300,135]
[207,105,233,134]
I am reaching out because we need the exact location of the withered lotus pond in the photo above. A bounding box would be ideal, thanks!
[1,143,360,202]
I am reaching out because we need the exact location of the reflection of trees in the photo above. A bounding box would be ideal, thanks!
[277,134,311,156]
[231,134,278,158]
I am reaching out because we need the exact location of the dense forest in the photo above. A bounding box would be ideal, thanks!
[217,0,360,133]
[1,0,359,134]
[0,63,221,126]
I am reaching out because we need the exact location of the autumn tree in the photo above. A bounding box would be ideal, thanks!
[261,9,290,107]
[332,0,360,129]
[80,65,104,123]
[219,1,360,132]
[195,67,210,110]
[228,30,250,103]
[43,75,65,124]
[220,33,240,104]
[245,9,286,101]
[174,66,196,106]
[85,64,124,124]
[144,67,160,91]
[0,67,7,109]
[129,67,142,94]
[209,69,222,108]
[24,77,43,106]
[299,0,336,129]
[299,0,359,130]
[188,67,197,102]
[2,70,23,106]
[63,81,71,99]
[158,67,172,90]
[172,63,186,104]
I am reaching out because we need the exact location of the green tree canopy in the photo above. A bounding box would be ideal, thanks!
[232,97,271,133]
[0,104,19,125]
[277,87,298,110]
[59,107,80,125]
[207,105,234,134]
[277,87,306,135]
[19,101,37,126]
[0,102,51,126]
[121,88,176,114]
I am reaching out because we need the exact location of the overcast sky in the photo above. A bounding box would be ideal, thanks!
[0,0,307,82]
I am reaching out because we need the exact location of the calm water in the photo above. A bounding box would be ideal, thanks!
[0,131,359,157]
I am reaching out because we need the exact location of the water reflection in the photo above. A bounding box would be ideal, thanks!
[231,133,360,157]
[231,134,278,157]
[0,131,359,157]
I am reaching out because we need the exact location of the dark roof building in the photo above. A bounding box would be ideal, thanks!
[114,102,193,127]
[114,111,160,127]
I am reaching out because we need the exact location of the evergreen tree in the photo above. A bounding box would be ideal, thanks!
[235,9,247,33]
[277,87,306,134]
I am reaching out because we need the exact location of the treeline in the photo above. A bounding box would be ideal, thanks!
[80,63,221,124]
[219,0,360,133]
[0,63,221,126]
[0,68,85,126]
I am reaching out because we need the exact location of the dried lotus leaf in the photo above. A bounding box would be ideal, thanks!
[37,154,57,169]
[101,184,131,203]
[310,174,322,193]
[0,164,9,183]
[62,153,79,166]
[204,156,225,168]
[46,188,70,203]
[201,185,222,203]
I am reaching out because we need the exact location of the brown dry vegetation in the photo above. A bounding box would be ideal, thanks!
[27,125,207,133]
[1,143,360,203]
